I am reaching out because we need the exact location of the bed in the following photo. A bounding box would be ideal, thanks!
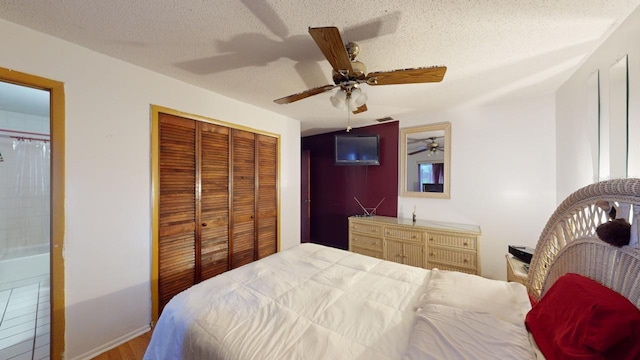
[144,179,640,360]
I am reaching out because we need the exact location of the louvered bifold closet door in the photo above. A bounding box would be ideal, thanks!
[256,135,277,259]
[158,114,196,311]
[199,123,230,280]
[231,129,256,268]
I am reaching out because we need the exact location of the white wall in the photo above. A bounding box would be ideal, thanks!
[0,19,300,359]
[556,6,640,202]
[398,95,557,280]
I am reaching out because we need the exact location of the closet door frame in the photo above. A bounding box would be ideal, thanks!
[150,105,280,323]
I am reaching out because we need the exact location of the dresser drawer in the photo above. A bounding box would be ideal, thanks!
[350,234,383,250]
[351,246,384,260]
[349,221,383,236]
[426,232,477,250]
[385,239,424,268]
[384,226,423,242]
[427,246,477,270]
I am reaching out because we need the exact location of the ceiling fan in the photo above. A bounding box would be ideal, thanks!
[274,26,447,114]
[408,137,444,156]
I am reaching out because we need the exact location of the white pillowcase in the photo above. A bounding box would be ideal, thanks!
[415,269,531,325]
[403,304,536,360]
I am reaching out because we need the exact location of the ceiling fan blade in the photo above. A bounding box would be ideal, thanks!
[408,136,445,144]
[352,104,367,114]
[367,66,447,86]
[408,149,428,156]
[273,84,337,104]
[308,27,353,75]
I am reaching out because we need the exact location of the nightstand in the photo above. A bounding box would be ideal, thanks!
[506,254,529,286]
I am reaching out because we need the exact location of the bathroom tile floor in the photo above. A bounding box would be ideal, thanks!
[0,280,50,360]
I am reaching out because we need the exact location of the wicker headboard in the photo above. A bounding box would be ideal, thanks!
[528,179,640,307]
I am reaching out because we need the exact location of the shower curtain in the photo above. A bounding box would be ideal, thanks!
[0,138,50,260]
[14,138,50,196]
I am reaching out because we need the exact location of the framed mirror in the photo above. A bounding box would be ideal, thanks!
[400,122,451,198]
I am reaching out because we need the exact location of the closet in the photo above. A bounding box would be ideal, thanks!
[155,111,278,314]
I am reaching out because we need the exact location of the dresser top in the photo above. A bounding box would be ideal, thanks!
[349,215,481,234]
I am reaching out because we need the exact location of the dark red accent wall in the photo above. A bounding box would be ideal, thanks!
[301,121,399,250]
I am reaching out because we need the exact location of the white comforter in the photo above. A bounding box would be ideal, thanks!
[144,243,534,360]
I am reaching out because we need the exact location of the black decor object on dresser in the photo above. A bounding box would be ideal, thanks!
[508,245,535,264]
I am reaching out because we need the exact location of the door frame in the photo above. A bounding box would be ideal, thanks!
[301,150,310,243]
[0,67,66,359]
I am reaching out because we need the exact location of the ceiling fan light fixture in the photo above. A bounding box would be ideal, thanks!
[348,87,368,110]
[330,89,347,109]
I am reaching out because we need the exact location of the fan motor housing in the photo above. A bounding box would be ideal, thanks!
[332,60,367,84]
[346,42,360,60]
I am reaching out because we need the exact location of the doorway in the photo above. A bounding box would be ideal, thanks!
[0,81,50,359]
[0,68,65,359]
[301,150,310,243]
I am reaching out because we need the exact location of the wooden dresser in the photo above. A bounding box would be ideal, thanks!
[348,215,481,275]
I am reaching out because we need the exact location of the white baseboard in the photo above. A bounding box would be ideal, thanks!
[70,325,151,360]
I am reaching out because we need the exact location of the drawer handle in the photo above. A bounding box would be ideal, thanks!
[412,235,417,239]
[373,242,379,246]
[463,242,469,247]
[429,253,434,257]
[429,237,434,242]
[463,259,469,264]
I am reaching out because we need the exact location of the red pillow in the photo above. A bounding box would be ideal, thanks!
[526,273,640,360]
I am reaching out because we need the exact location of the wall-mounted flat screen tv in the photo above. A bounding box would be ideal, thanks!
[335,134,380,165]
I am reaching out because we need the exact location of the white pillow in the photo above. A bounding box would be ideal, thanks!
[415,269,530,325]
[403,304,536,360]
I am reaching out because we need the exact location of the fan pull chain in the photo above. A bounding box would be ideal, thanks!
[346,91,352,132]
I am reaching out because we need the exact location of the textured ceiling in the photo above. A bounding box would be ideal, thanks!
[1,0,638,135]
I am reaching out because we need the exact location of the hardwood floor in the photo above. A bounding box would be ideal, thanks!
[92,331,151,360]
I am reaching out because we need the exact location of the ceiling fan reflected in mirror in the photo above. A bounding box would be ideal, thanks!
[408,136,444,156]
[274,26,447,114]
